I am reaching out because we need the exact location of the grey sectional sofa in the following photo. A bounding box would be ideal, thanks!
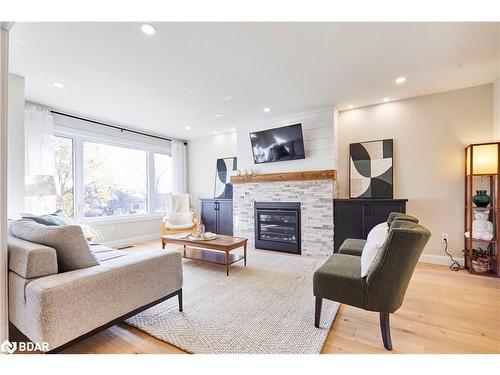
[7,234,183,353]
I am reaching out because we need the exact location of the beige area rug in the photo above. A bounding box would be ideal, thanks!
[126,249,339,354]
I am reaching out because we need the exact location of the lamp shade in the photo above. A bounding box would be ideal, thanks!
[466,143,499,175]
[25,175,57,196]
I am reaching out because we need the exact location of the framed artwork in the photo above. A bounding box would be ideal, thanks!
[349,139,393,199]
[214,157,237,199]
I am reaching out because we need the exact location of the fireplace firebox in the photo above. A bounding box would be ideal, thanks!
[254,202,301,254]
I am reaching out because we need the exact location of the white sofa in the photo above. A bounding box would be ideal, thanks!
[7,235,183,352]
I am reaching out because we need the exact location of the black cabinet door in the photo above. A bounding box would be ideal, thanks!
[363,202,406,237]
[201,200,217,233]
[217,200,233,236]
[333,199,407,252]
[334,201,364,252]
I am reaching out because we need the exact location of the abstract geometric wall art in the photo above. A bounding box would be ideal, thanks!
[214,157,237,199]
[349,139,393,198]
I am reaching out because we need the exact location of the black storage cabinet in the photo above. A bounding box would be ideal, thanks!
[200,199,233,236]
[333,199,408,252]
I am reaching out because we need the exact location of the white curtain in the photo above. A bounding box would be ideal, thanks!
[24,102,55,212]
[171,140,187,194]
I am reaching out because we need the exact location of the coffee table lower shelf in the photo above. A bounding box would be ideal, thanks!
[183,247,245,275]
[161,234,248,276]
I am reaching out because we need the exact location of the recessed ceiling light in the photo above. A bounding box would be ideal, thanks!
[141,24,157,36]
[347,104,354,110]
[263,107,271,113]
[215,114,224,117]
[395,76,406,84]
[53,82,64,89]
[383,98,390,103]
[185,126,191,130]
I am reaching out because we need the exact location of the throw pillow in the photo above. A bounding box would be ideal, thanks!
[20,209,73,226]
[360,222,389,277]
[10,219,99,272]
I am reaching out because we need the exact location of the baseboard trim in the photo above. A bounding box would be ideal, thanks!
[419,254,464,267]
[103,233,159,248]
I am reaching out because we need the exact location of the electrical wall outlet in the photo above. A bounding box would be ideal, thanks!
[441,232,449,243]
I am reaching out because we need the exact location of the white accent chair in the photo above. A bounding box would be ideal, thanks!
[161,193,197,235]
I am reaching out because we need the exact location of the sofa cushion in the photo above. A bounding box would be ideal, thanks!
[338,238,366,256]
[20,209,73,226]
[387,212,419,227]
[10,220,99,272]
[166,211,194,226]
[166,222,194,230]
[90,245,129,262]
[313,254,367,309]
[7,235,58,278]
[168,193,191,212]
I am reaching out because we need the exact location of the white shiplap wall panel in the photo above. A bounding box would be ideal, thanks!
[303,126,334,141]
[236,108,337,174]
[305,137,335,151]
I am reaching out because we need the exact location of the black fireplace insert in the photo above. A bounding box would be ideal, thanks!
[254,202,301,254]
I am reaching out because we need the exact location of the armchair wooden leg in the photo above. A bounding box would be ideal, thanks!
[178,289,183,312]
[314,297,322,328]
[379,312,393,351]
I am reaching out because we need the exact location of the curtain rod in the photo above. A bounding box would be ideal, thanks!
[50,110,187,145]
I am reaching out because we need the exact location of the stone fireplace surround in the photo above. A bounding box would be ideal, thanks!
[233,177,335,256]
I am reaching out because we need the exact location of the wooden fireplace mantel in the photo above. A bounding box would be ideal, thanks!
[230,169,336,184]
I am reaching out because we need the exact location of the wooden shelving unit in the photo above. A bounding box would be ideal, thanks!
[464,142,500,277]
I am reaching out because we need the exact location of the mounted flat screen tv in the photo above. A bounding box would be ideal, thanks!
[250,123,305,164]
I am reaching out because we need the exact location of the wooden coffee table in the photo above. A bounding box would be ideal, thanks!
[161,234,248,276]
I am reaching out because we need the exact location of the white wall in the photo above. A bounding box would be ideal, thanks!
[338,84,494,260]
[187,131,237,213]
[494,78,500,139]
[494,24,500,139]
[0,25,10,346]
[493,77,500,141]
[7,73,25,219]
[236,109,337,174]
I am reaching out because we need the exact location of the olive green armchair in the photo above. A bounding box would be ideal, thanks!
[313,213,430,350]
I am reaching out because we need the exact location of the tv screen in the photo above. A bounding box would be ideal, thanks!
[250,124,305,164]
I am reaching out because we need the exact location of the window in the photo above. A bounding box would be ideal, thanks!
[51,129,172,221]
[54,136,74,217]
[83,141,147,217]
[153,153,172,212]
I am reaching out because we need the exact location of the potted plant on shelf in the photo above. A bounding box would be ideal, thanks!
[464,248,492,273]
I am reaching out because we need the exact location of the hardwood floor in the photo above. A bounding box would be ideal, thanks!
[49,241,500,354]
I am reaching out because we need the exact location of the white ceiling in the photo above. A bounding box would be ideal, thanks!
[9,22,500,140]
